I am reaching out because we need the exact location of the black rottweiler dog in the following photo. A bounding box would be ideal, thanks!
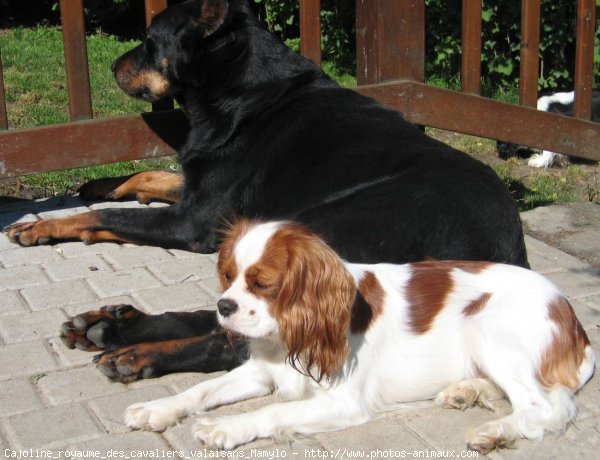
[7,0,528,381]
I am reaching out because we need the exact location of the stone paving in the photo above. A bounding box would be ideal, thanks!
[0,196,599,460]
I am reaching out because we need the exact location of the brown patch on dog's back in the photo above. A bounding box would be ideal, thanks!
[351,271,385,333]
[406,262,453,334]
[449,260,493,274]
[537,295,591,390]
[417,260,493,274]
[463,293,492,317]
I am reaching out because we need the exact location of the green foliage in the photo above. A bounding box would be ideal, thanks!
[254,0,355,72]
[51,0,132,21]
[493,159,586,211]
[426,0,600,92]
[253,0,297,39]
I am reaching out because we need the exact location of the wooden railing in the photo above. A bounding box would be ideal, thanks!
[0,0,598,179]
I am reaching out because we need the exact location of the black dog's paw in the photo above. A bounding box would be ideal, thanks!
[60,304,146,351]
[94,343,160,383]
[4,221,52,247]
[94,334,250,383]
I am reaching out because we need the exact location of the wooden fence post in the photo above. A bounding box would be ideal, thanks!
[0,49,8,130]
[299,0,322,66]
[461,0,482,94]
[574,0,596,119]
[519,0,541,108]
[60,0,93,121]
[356,0,425,85]
[144,0,168,28]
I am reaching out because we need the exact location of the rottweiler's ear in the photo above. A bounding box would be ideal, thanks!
[198,0,229,37]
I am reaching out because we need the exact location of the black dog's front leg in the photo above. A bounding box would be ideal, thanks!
[5,202,223,252]
[60,305,248,382]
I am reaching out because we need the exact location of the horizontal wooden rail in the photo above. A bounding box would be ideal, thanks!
[0,110,189,178]
[3,79,599,178]
[356,80,600,162]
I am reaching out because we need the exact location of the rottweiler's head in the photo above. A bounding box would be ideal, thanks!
[112,0,230,102]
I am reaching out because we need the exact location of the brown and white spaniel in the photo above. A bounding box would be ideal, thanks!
[124,220,595,453]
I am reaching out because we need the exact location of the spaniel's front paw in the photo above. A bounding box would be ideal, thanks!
[124,397,185,431]
[193,416,257,450]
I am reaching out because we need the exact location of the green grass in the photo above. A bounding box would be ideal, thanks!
[0,27,149,128]
[12,159,180,198]
[322,61,356,87]
[492,158,593,211]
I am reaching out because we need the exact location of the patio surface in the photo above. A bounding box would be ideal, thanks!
[0,196,599,460]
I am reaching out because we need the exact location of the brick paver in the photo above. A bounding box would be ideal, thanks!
[0,290,28,316]
[0,265,48,291]
[22,279,99,311]
[3,403,104,449]
[0,379,44,417]
[43,255,113,281]
[0,340,58,380]
[0,309,67,343]
[0,246,63,267]
[88,386,173,434]
[38,366,128,405]
[87,268,163,297]
[0,198,599,459]
[102,245,174,270]
[147,255,218,284]
[134,281,217,313]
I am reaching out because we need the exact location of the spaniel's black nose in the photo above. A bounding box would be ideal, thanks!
[217,298,238,317]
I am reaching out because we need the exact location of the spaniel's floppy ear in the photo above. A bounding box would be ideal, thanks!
[273,225,356,382]
[217,219,256,290]
[192,0,229,37]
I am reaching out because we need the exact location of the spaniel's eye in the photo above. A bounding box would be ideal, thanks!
[252,280,266,290]
[224,272,232,282]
